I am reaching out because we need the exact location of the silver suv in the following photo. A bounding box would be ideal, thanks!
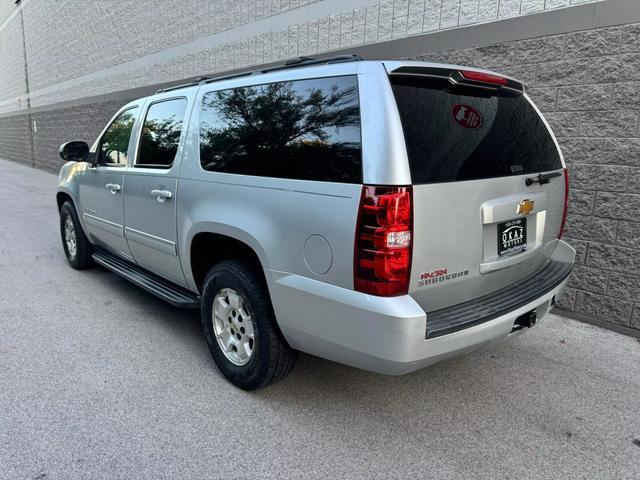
[57,56,575,389]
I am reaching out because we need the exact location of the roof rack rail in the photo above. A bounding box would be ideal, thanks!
[155,77,208,94]
[155,54,363,93]
[279,54,363,69]
[200,69,259,85]
[201,54,363,86]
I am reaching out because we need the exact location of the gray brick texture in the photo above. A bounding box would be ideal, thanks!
[19,0,322,93]
[32,98,135,173]
[0,98,134,175]
[0,16,27,102]
[0,114,32,166]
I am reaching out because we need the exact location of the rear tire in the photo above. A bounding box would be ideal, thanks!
[201,259,296,390]
[60,201,94,270]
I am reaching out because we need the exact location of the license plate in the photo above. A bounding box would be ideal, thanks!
[497,218,527,256]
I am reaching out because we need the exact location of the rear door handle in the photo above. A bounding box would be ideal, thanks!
[150,189,172,202]
[105,183,121,194]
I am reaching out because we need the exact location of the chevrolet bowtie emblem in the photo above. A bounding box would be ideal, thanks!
[517,199,535,216]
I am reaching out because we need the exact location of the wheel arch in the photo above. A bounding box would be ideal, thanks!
[185,225,270,293]
[56,187,95,243]
[56,190,74,212]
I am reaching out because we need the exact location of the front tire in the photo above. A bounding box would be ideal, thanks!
[201,259,296,390]
[60,201,94,270]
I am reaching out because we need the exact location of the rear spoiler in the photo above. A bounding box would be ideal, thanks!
[387,65,525,94]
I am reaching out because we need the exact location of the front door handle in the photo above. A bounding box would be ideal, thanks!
[105,183,121,194]
[150,189,173,203]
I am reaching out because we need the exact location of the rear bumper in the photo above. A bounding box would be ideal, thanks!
[425,254,573,338]
[268,240,575,375]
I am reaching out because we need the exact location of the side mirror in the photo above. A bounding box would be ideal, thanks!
[59,141,91,163]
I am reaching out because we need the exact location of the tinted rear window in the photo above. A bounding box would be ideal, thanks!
[199,75,362,183]
[391,76,562,184]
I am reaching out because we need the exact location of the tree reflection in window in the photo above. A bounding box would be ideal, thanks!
[100,107,138,165]
[200,76,362,183]
[137,98,187,168]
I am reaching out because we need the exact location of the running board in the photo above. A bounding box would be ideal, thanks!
[92,249,200,309]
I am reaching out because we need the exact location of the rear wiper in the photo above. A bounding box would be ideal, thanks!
[525,171,562,186]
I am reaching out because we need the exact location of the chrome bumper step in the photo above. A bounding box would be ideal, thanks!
[92,248,200,309]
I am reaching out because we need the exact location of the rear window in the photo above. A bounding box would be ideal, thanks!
[199,75,362,183]
[390,76,562,184]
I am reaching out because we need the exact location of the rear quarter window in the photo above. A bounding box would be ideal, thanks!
[199,75,362,183]
[390,76,562,184]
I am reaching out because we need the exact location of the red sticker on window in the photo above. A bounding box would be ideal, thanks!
[452,104,483,129]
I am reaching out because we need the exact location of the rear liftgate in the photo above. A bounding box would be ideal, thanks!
[386,65,570,336]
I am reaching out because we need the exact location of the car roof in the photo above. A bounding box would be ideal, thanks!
[132,55,525,105]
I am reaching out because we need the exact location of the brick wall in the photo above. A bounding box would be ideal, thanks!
[30,98,135,173]
[415,23,640,331]
[20,0,323,93]
[13,0,606,94]
[1,0,611,112]
[0,113,32,166]
[0,12,27,104]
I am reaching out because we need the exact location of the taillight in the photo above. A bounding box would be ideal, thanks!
[460,70,508,86]
[558,168,569,239]
[354,186,412,296]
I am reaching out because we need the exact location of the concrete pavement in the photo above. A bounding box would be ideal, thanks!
[0,158,639,479]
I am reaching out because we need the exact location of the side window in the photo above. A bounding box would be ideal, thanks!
[199,75,362,183]
[99,107,139,165]
[136,98,188,168]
